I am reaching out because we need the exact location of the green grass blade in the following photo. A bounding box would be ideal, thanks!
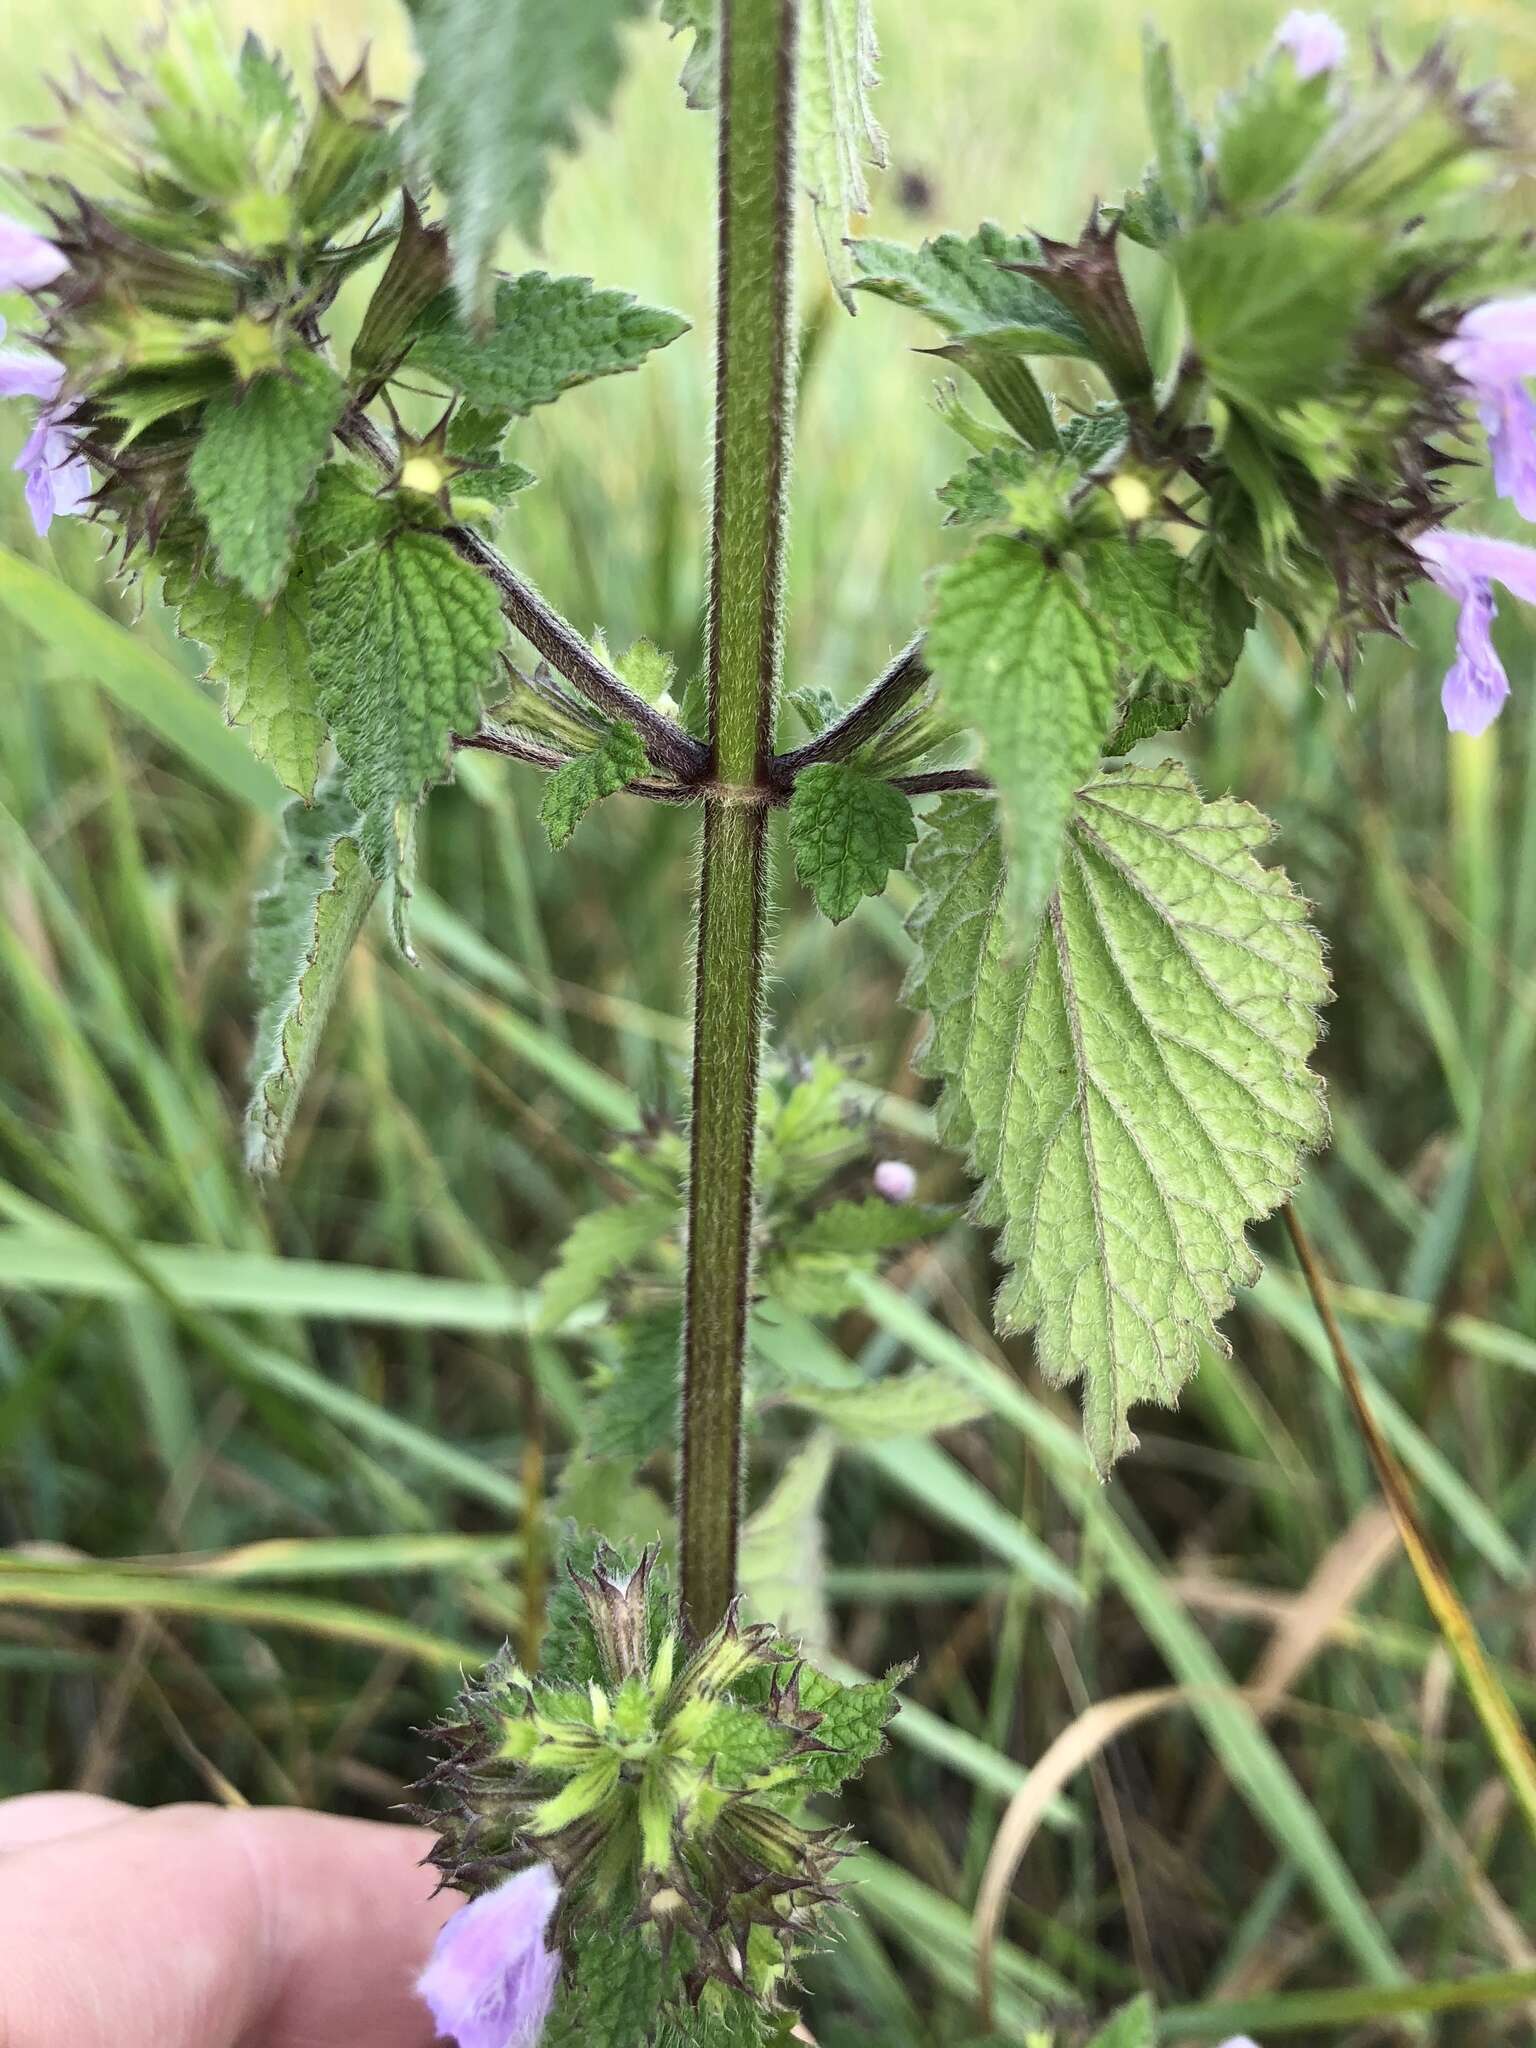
[0,546,284,814]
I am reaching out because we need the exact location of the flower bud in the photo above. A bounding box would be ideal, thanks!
[292,50,402,240]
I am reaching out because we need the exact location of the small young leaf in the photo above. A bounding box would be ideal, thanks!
[246,779,379,1174]
[786,683,840,737]
[162,558,323,798]
[783,1197,950,1257]
[1142,27,1202,226]
[408,271,688,417]
[739,1433,835,1646]
[540,720,648,851]
[794,1661,905,1794]
[1216,52,1337,212]
[801,0,886,310]
[788,762,916,923]
[590,1308,681,1462]
[405,0,648,318]
[615,638,676,705]
[849,223,1093,357]
[784,1368,988,1442]
[937,443,1036,527]
[1086,1995,1158,2048]
[1172,217,1377,409]
[537,1195,677,1332]
[1109,546,1255,747]
[903,767,1329,1472]
[459,458,537,507]
[308,515,505,887]
[188,355,345,604]
[925,536,1120,934]
[660,0,718,108]
[1060,402,1130,471]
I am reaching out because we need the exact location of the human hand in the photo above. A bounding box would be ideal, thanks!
[0,1792,458,2048]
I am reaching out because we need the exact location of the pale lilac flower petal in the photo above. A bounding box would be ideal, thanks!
[1439,579,1509,735]
[1476,382,1536,521]
[1442,297,1536,384]
[1440,299,1536,519]
[1412,529,1536,735]
[14,404,90,537]
[1416,529,1536,608]
[873,1159,918,1203]
[1216,2038,1262,2048]
[1273,10,1347,80]
[417,1865,561,2048]
[0,350,64,402]
[0,214,67,293]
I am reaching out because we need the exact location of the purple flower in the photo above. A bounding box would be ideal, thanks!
[873,1159,918,1202]
[1273,10,1347,80]
[1440,298,1536,522]
[0,350,91,535]
[1415,528,1536,735]
[0,214,66,294]
[417,1865,562,2048]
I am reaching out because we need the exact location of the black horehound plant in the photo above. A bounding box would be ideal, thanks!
[3,1,1536,2041]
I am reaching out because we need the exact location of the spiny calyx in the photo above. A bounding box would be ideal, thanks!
[419,1546,889,2008]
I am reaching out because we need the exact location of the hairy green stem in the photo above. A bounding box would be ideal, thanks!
[680,0,799,1638]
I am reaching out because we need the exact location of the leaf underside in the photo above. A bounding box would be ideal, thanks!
[405,0,649,317]
[903,763,1329,1471]
[246,781,379,1174]
[801,0,887,309]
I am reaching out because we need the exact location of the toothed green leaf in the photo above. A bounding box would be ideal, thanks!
[849,221,1093,357]
[788,762,916,923]
[540,720,648,851]
[161,557,323,799]
[794,1662,905,1794]
[187,355,345,603]
[1080,536,1206,682]
[408,272,688,416]
[306,506,505,895]
[902,766,1329,1473]
[925,536,1121,935]
[405,0,648,318]
[936,443,1037,527]
[801,0,886,310]
[543,1925,665,2048]
[740,1433,834,1646]
[245,777,379,1174]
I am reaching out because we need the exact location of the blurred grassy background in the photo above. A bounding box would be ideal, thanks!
[3,0,1536,2040]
